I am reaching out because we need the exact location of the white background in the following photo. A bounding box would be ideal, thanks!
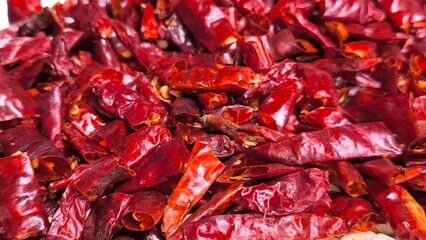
[0,0,60,30]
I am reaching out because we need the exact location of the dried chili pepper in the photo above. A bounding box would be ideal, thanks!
[234,168,331,216]
[172,213,347,239]
[162,142,226,237]
[0,153,48,239]
[246,122,401,165]
[367,181,426,239]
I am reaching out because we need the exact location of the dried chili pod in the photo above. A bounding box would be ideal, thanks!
[345,93,417,144]
[171,98,200,126]
[198,92,228,110]
[0,152,48,239]
[116,136,190,193]
[0,125,71,181]
[88,69,167,128]
[377,0,426,31]
[0,33,50,66]
[64,124,110,162]
[300,107,351,129]
[46,184,91,240]
[257,79,305,131]
[172,213,347,239]
[329,161,367,197]
[10,53,49,89]
[36,81,66,149]
[190,131,235,158]
[159,13,195,52]
[175,0,237,52]
[90,120,130,149]
[76,3,113,38]
[356,159,424,186]
[367,181,426,239]
[169,66,258,92]
[82,193,132,240]
[268,29,318,61]
[121,191,167,231]
[246,122,401,165]
[238,35,274,73]
[0,67,40,122]
[235,168,331,216]
[332,196,386,232]
[140,3,159,40]
[162,142,226,237]
[319,0,385,24]
[111,124,172,167]
[73,155,135,201]
[95,38,121,70]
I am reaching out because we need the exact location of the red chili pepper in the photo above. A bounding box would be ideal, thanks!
[367,181,426,239]
[169,66,258,92]
[140,3,159,40]
[332,196,387,232]
[0,125,71,181]
[257,78,304,131]
[328,161,367,197]
[162,142,226,237]
[172,213,347,239]
[234,168,331,215]
[0,153,48,239]
[247,122,401,165]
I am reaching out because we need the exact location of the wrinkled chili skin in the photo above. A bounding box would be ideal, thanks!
[162,142,226,237]
[367,181,426,239]
[172,213,347,240]
[0,153,48,240]
[0,125,71,181]
[4,0,426,239]
[246,122,401,165]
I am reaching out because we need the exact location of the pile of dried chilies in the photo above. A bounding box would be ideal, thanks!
[1,0,426,239]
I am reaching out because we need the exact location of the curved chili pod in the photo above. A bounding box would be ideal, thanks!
[172,213,347,240]
[111,124,172,167]
[246,122,401,165]
[235,168,331,216]
[162,142,226,237]
[0,153,48,239]
[121,191,167,231]
[186,182,246,223]
[169,66,258,92]
[116,136,190,193]
[0,125,71,181]
[332,196,386,232]
[367,181,426,239]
